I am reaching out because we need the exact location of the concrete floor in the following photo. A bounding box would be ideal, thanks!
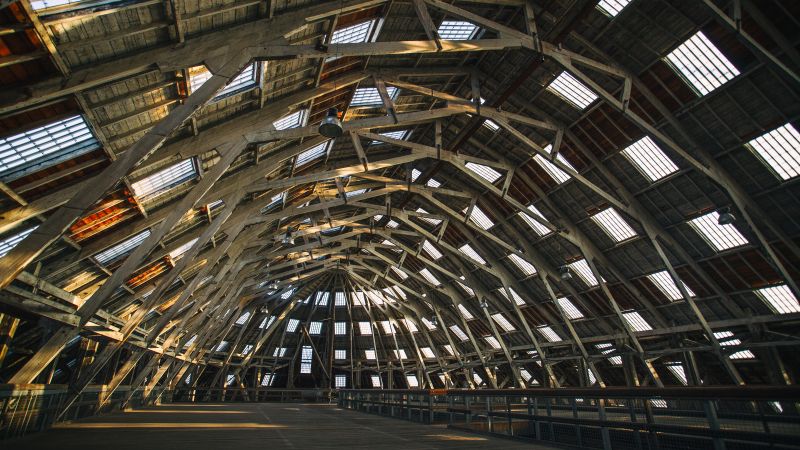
[12,402,554,450]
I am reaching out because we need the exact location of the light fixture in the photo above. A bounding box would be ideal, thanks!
[560,266,572,281]
[479,298,489,309]
[267,281,278,290]
[281,227,294,245]
[717,207,736,225]
[319,107,343,138]
[430,316,438,327]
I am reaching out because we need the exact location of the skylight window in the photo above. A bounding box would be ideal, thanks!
[287,319,300,332]
[665,31,739,96]
[130,158,197,200]
[371,130,409,145]
[534,154,571,184]
[415,208,442,226]
[352,292,366,306]
[381,321,396,335]
[437,20,478,40]
[622,310,653,332]
[393,349,408,360]
[422,240,443,260]
[647,270,696,301]
[591,208,637,243]
[465,162,502,183]
[406,374,419,388]
[547,72,598,109]
[359,322,373,335]
[519,204,552,236]
[422,318,437,330]
[262,192,285,212]
[538,325,562,342]
[401,319,418,332]
[273,110,307,131]
[331,20,376,44]
[520,368,538,385]
[411,168,442,188]
[443,345,455,355]
[345,188,368,199]
[241,344,254,355]
[261,316,275,329]
[755,285,800,314]
[458,304,474,320]
[597,0,630,17]
[335,349,347,360]
[457,280,475,297]
[273,347,287,357]
[371,375,382,387]
[261,373,275,386]
[498,287,527,306]
[31,0,112,11]
[280,288,296,300]
[596,343,622,365]
[390,266,409,280]
[689,211,749,251]
[746,123,800,181]
[295,142,330,168]
[94,229,150,265]
[667,363,688,386]
[169,237,198,261]
[235,312,251,325]
[188,63,258,99]
[309,321,323,335]
[621,136,679,182]
[333,291,347,307]
[459,243,486,265]
[507,253,537,276]
[419,268,442,286]
[315,291,330,306]
[714,331,754,359]
[421,347,435,358]
[464,205,494,230]
[484,336,501,349]
[215,341,229,352]
[568,259,602,287]
[492,313,515,332]
[729,349,756,360]
[0,115,97,181]
[556,297,584,320]
[300,346,312,373]
[335,375,347,388]
[449,325,469,341]
[350,87,399,107]
[365,349,377,360]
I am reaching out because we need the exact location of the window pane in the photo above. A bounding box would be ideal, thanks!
[665,31,739,96]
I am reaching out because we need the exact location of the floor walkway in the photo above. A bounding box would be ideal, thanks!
[13,402,555,449]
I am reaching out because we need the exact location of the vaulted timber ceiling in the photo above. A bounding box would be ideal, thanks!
[0,0,798,391]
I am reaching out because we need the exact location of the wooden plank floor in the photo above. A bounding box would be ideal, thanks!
[12,402,556,449]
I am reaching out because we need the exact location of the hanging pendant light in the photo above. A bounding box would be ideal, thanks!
[559,265,573,281]
[319,107,343,138]
[717,207,736,225]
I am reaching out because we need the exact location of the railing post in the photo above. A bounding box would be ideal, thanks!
[506,395,513,437]
[428,393,433,424]
[704,399,727,450]
[448,393,454,426]
[597,397,612,450]
[486,395,493,433]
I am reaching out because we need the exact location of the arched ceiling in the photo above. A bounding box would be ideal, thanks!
[0,0,798,390]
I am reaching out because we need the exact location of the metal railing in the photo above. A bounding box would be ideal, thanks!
[0,384,145,440]
[167,387,334,403]
[339,386,800,450]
